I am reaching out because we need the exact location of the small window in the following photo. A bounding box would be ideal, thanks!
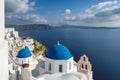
[59,64,62,72]
[49,63,51,71]
[28,59,30,63]
[22,60,23,64]
[69,62,71,70]
[82,64,84,69]
[83,56,86,61]
[85,65,87,70]
[13,65,14,70]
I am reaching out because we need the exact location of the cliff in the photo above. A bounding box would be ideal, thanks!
[5,24,54,30]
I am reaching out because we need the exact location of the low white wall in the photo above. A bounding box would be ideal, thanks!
[0,40,8,80]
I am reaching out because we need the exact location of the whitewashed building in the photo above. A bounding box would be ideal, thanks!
[44,42,77,74]
[32,42,93,80]
[16,46,33,65]
[9,41,93,80]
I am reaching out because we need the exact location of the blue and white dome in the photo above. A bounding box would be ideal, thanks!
[16,46,32,58]
[46,43,73,60]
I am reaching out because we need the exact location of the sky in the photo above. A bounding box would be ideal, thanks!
[5,0,120,27]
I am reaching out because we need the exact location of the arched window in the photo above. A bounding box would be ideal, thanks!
[49,63,51,71]
[83,56,86,61]
[85,65,87,70]
[81,64,84,69]
[59,64,62,72]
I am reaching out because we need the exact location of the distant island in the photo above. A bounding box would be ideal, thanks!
[5,24,54,30]
[5,24,120,30]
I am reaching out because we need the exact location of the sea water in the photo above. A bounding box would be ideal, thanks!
[19,28,120,80]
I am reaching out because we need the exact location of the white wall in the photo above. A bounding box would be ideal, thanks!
[0,41,8,80]
[45,57,77,73]
[0,0,9,80]
[16,57,32,65]
[0,0,5,40]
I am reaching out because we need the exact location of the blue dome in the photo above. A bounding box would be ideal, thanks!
[46,44,72,60]
[16,46,32,58]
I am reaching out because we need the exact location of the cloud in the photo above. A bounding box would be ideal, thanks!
[64,0,120,27]
[65,16,77,21]
[23,14,47,23]
[93,7,120,23]
[65,9,71,15]
[29,2,35,6]
[101,6,119,12]
[85,1,118,14]
[6,14,47,24]
[5,0,35,14]
[5,0,48,24]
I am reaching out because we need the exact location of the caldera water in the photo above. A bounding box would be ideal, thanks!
[19,28,120,80]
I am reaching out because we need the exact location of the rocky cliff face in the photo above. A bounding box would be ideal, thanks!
[22,37,47,57]
[5,29,47,58]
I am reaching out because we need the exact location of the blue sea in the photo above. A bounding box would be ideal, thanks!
[18,28,120,80]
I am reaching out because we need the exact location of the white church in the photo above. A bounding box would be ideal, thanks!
[32,42,93,80]
[14,41,93,80]
[0,0,93,80]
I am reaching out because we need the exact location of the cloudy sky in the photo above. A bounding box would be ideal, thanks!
[5,0,120,27]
